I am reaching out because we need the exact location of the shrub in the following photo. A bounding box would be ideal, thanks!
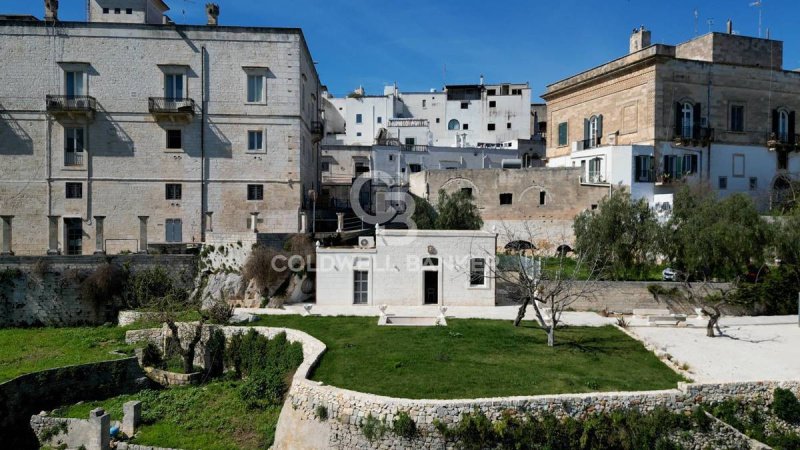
[32,258,50,279]
[204,329,226,378]
[125,266,189,310]
[80,263,128,305]
[315,405,328,421]
[242,245,287,296]
[141,343,163,369]
[204,298,233,325]
[773,388,800,424]
[361,413,387,442]
[392,410,417,439]
[238,369,286,409]
[225,330,303,379]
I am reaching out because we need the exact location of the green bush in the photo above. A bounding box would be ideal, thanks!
[125,266,189,310]
[140,343,163,369]
[80,263,128,305]
[773,388,800,424]
[361,413,387,442]
[205,329,226,378]
[225,329,302,379]
[238,369,286,409]
[315,405,328,421]
[392,410,417,439]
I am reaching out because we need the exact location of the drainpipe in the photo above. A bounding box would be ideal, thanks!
[200,45,207,242]
[706,70,712,180]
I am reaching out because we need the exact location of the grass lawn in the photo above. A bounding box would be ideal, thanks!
[0,326,133,383]
[54,379,281,450]
[259,316,685,399]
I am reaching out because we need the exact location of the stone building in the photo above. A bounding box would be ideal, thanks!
[409,167,609,249]
[0,0,322,255]
[543,25,800,211]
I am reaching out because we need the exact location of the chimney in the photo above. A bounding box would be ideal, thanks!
[479,74,485,86]
[726,19,733,34]
[629,25,651,54]
[44,0,58,21]
[206,3,220,26]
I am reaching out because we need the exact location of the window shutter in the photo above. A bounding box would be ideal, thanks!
[789,111,797,145]
[693,103,702,128]
[674,102,682,137]
[583,118,589,142]
[597,115,604,139]
[649,156,655,180]
[772,109,779,137]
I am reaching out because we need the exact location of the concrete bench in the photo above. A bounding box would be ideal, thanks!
[634,308,671,319]
[647,315,687,326]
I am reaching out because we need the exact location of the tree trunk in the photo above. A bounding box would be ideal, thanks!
[514,297,530,327]
[546,327,555,347]
[183,321,204,374]
[706,315,719,337]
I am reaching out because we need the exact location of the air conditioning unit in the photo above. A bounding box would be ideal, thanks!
[358,236,375,249]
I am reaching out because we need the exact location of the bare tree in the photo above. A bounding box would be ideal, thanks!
[487,223,607,347]
[648,279,742,338]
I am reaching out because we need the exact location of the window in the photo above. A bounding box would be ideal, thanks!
[588,157,603,183]
[682,102,694,138]
[507,122,512,129]
[461,187,473,198]
[247,184,264,201]
[488,123,496,131]
[587,115,600,147]
[356,132,362,137]
[463,123,469,130]
[377,117,382,124]
[683,154,699,175]
[404,138,416,147]
[321,161,330,172]
[409,163,422,173]
[435,118,440,124]
[165,184,182,200]
[733,154,745,178]
[356,114,363,124]
[487,89,496,96]
[423,257,439,267]
[114,8,121,14]
[389,155,394,161]
[499,193,513,205]
[663,155,680,179]
[422,100,427,108]
[489,100,496,108]
[718,176,728,190]
[247,130,264,151]
[66,182,82,199]
[539,191,546,206]
[126,8,133,14]
[353,270,368,304]
[470,258,486,286]
[461,102,468,109]
[102,8,109,14]
[247,74,265,103]
[749,177,758,191]
[166,129,182,149]
[557,122,568,146]
[65,71,85,97]
[635,155,653,182]
[164,73,184,100]
[730,104,745,132]
[778,110,790,142]
[512,88,522,95]
[64,128,84,166]
[447,119,460,130]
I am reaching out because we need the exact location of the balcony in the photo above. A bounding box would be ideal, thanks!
[46,95,96,122]
[64,152,84,167]
[148,97,196,123]
[767,133,799,151]
[580,173,608,185]
[376,138,429,152]
[310,121,324,141]
[387,118,429,128]
[673,127,714,147]
[576,136,602,151]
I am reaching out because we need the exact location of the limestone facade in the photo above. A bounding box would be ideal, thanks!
[0,3,322,255]
[544,27,800,209]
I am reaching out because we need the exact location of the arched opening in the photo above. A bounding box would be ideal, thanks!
[682,102,694,138]
[556,244,573,257]
[779,110,790,142]
[447,119,461,131]
[772,176,795,212]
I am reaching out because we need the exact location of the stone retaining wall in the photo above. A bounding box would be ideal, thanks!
[0,254,196,327]
[0,357,149,449]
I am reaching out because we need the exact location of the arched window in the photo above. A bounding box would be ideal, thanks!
[447,119,461,130]
[682,102,694,138]
[588,116,599,146]
[779,110,790,142]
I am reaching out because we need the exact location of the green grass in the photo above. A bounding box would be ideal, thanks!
[259,316,685,399]
[54,379,281,450]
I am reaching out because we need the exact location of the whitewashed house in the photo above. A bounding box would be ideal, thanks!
[315,228,497,307]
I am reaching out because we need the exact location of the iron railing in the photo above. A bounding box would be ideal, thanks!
[580,173,607,184]
[674,126,715,145]
[148,97,196,115]
[388,118,429,127]
[767,132,800,148]
[46,95,97,113]
[64,152,84,167]
[577,136,602,151]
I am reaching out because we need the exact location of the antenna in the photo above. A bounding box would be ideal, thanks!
[694,9,699,36]
[750,0,763,38]
[706,18,714,33]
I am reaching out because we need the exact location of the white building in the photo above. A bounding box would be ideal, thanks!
[315,228,497,307]
[322,80,533,149]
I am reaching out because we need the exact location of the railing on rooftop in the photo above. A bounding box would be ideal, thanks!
[388,118,429,128]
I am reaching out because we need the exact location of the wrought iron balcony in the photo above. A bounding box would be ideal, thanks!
[576,136,602,151]
[580,173,607,185]
[673,127,714,146]
[46,95,96,121]
[64,152,84,167]
[148,97,196,122]
[767,132,799,150]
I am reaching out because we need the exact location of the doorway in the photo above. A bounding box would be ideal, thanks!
[165,219,182,243]
[424,271,438,305]
[64,218,83,255]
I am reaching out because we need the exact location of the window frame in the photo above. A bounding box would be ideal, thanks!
[247,130,265,152]
[749,177,758,191]
[166,129,183,150]
[64,127,85,167]
[682,102,694,138]
[634,155,653,182]
[499,193,513,205]
[164,73,186,100]
[469,258,487,287]
[244,69,267,104]
[779,110,790,142]
[165,183,182,200]
[65,182,83,199]
[64,70,86,97]
[487,123,496,131]
[557,122,568,147]
[247,184,264,201]
[353,270,369,305]
[718,176,728,190]
[729,104,745,132]
[447,119,460,131]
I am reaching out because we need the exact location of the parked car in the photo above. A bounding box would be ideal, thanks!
[662,267,678,281]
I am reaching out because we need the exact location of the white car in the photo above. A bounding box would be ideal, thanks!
[662,268,678,281]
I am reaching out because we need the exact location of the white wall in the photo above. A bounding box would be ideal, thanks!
[316,229,497,307]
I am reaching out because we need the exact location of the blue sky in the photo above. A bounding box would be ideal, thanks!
[4,0,799,100]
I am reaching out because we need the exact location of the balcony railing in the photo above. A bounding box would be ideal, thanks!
[46,95,97,119]
[388,118,429,128]
[376,139,429,152]
[64,152,84,167]
[580,173,607,184]
[576,136,602,151]
[767,133,800,150]
[673,127,715,146]
[310,121,324,136]
[148,97,196,116]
